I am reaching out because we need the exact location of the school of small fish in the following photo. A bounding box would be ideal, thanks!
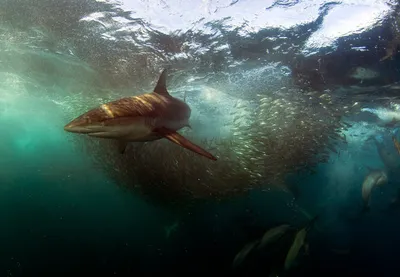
[73,84,354,205]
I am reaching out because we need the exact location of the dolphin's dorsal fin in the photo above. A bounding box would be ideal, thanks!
[153,69,170,96]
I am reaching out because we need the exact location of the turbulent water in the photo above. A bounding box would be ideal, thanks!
[1,0,400,276]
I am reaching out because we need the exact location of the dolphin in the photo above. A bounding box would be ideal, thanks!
[283,227,307,271]
[361,168,388,211]
[369,136,400,171]
[257,224,291,250]
[64,69,217,161]
[283,216,318,271]
[232,239,260,269]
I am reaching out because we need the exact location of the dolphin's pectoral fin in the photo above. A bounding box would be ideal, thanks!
[118,140,128,154]
[154,127,217,161]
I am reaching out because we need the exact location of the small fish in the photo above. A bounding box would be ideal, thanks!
[64,69,217,161]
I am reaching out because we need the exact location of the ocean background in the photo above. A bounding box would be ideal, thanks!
[1,0,400,276]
